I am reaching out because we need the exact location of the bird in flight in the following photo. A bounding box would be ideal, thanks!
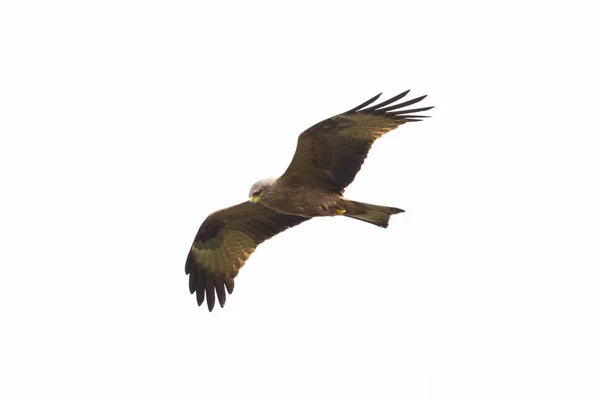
[185,90,433,311]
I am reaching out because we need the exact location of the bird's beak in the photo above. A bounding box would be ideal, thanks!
[249,196,260,206]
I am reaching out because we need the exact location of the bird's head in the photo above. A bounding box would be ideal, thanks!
[248,178,276,205]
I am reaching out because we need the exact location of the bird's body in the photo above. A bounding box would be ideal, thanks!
[186,90,433,311]
[251,177,345,217]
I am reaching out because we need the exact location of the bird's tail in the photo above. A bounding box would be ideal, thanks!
[342,200,404,228]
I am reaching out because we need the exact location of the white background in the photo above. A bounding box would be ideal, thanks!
[1,1,599,399]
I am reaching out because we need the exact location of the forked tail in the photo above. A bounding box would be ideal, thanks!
[343,200,404,228]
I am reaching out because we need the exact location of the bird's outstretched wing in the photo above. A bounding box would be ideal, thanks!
[281,90,433,194]
[185,202,309,311]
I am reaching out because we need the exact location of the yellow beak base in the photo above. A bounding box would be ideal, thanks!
[249,196,260,205]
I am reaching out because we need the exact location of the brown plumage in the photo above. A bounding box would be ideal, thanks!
[185,202,308,311]
[186,91,433,311]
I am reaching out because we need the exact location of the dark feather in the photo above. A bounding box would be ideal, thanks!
[224,275,235,294]
[205,274,215,312]
[375,95,429,113]
[215,279,227,308]
[345,92,382,113]
[194,218,224,243]
[188,269,197,294]
[357,89,410,113]
[184,248,195,274]
[195,275,205,306]
[392,106,435,115]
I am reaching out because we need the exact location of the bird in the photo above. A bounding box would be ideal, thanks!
[185,90,433,311]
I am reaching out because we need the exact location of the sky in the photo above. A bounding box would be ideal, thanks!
[1,1,599,399]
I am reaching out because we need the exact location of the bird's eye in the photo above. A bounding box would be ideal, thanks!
[253,191,261,197]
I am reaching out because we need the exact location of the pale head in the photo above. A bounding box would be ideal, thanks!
[248,178,276,205]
